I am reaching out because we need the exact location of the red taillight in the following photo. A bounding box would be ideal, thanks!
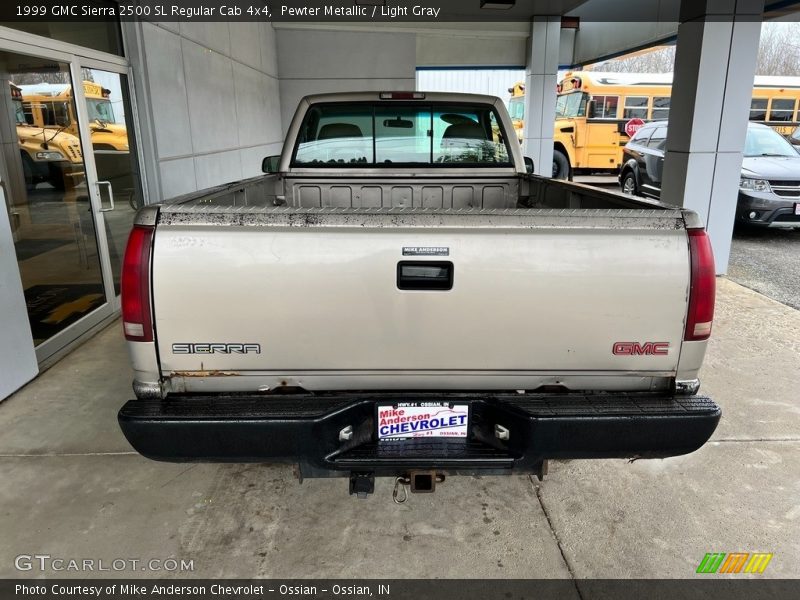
[121,224,154,342]
[379,92,426,100]
[685,228,716,341]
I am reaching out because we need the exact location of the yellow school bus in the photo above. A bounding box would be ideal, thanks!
[508,72,800,178]
[507,82,525,143]
[20,80,129,151]
[551,71,800,177]
[10,83,84,190]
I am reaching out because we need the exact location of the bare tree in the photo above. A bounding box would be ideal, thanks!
[593,46,675,73]
[756,22,800,76]
[12,68,94,86]
[592,22,800,76]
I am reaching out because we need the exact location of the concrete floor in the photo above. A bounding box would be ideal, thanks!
[1,278,798,580]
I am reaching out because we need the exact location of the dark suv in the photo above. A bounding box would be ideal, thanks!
[620,121,800,228]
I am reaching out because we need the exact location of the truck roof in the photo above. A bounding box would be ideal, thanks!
[300,91,505,106]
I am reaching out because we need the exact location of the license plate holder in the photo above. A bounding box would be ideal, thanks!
[376,402,470,441]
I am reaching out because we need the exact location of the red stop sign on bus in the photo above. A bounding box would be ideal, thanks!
[625,118,646,138]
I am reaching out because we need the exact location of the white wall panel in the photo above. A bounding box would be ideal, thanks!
[134,22,283,201]
[240,142,283,176]
[194,149,243,190]
[276,29,416,132]
[140,23,192,159]
[181,38,239,154]
[233,62,271,148]
[178,21,232,56]
[159,157,196,199]
[229,22,261,70]
[259,22,279,78]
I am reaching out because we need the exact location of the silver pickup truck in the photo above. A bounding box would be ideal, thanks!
[118,92,720,497]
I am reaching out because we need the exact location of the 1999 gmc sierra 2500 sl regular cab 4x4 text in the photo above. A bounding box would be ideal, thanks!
[118,92,719,497]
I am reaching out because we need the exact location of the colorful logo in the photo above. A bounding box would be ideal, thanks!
[696,552,773,574]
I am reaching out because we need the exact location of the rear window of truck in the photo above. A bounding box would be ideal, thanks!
[292,103,513,167]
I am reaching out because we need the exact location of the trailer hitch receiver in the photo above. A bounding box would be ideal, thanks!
[410,470,445,493]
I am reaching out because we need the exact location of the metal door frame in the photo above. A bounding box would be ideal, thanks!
[0,26,145,362]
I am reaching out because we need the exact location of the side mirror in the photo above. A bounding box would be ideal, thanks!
[262,155,280,173]
[524,156,534,174]
[587,100,596,119]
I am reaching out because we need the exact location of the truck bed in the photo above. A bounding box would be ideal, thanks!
[149,173,692,396]
[162,171,668,212]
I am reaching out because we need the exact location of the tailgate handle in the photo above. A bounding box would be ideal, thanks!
[397,261,453,291]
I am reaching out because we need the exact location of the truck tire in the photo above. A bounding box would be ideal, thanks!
[552,151,570,180]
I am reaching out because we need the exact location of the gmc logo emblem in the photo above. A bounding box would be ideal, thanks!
[612,342,670,356]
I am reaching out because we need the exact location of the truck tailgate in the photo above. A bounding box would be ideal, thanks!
[151,208,689,388]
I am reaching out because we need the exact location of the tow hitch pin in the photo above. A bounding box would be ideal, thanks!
[393,476,410,504]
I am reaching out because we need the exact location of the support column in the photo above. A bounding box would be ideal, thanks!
[661,0,764,274]
[523,16,561,176]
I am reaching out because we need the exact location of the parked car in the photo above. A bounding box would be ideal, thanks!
[789,126,800,146]
[620,121,800,228]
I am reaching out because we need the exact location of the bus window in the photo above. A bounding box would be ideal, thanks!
[508,97,524,120]
[42,101,71,127]
[750,99,768,121]
[591,95,619,119]
[556,92,588,118]
[652,97,670,120]
[769,98,796,122]
[623,96,648,119]
[555,94,566,117]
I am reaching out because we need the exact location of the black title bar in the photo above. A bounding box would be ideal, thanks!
[3,579,800,600]
[1,0,794,23]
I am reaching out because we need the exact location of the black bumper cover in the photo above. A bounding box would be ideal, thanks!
[119,392,720,477]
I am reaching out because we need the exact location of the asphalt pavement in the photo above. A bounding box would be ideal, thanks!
[728,227,800,310]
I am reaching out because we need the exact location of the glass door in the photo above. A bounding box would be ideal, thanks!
[0,44,145,364]
[71,63,142,297]
[0,50,113,358]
